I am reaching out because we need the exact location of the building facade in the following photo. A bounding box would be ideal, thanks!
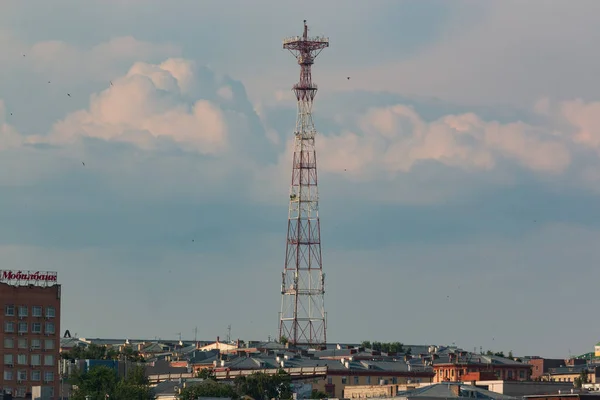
[0,271,61,399]
[432,353,532,383]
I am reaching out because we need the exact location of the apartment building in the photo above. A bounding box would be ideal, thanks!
[0,270,61,399]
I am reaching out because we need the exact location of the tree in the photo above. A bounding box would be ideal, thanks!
[310,389,328,399]
[233,370,292,400]
[179,379,237,400]
[69,365,153,400]
[575,370,589,388]
[508,351,514,359]
[279,336,288,345]
[61,344,145,362]
[197,368,217,380]
[362,341,403,353]
[70,366,119,400]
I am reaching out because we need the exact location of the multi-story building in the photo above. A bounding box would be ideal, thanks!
[431,352,532,382]
[0,270,60,399]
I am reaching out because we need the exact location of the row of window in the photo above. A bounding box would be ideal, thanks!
[3,369,55,382]
[3,354,54,366]
[327,376,401,385]
[2,386,54,398]
[4,338,54,350]
[5,305,56,318]
[4,321,55,334]
[437,368,526,379]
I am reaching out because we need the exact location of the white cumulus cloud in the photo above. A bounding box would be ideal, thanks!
[29,59,234,154]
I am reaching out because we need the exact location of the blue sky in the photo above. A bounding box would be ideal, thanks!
[1,1,600,358]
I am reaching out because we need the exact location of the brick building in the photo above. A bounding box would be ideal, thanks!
[432,352,532,382]
[0,270,61,399]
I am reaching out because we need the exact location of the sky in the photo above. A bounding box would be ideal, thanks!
[1,0,599,359]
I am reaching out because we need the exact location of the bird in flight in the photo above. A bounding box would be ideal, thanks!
[67,93,71,97]
[82,162,85,166]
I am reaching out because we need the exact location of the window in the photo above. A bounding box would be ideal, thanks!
[45,339,54,350]
[392,377,398,384]
[44,354,54,366]
[353,376,359,384]
[31,339,41,349]
[519,370,525,379]
[17,338,27,349]
[32,322,41,334]
[17,322,27,333]
[4,337,14,348]
[508,370,513,379]
[3,370,12,380]
[31,354,41,366]
[17,354,27,365]
[16,387,26,397]
[44,371,54,382]
[4,354,13,365]
[17,370,26,381]
[32,306,42,317]
[45,322,55,334]
[5,304,15,316]
[46,306,55,318]
[31,370,41,381]
[341,376,347,384]
[18,306,27,317]
[327,377,332,385]
[4,321,14,333]
[366,376,371,384]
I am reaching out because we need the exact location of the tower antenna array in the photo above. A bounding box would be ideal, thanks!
[278,20,329,349]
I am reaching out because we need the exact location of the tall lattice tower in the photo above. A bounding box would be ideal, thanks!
[279,20,329,348]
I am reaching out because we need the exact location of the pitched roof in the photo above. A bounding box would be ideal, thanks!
[397,382,518,400]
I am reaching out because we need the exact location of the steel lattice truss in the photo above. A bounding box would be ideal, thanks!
[279,21,329,348]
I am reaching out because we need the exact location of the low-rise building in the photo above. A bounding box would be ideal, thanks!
[213,354,434,399]
[431,352,532,382]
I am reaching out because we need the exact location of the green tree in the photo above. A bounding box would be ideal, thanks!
[310,389,328,399]
[62,345,145,363]
[360,341,371,349]
[179,379,237,400]
[575,370,589,388]
[197,368,217,380]
[362,341,403,353]
[70,366,119,400]
[279,336,289,345]
[69,365,152,400]
[234,370,292,400]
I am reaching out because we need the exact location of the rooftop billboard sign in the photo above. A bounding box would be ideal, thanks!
[0,270,58,287]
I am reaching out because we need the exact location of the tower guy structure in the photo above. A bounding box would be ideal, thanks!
[279,20,329,348]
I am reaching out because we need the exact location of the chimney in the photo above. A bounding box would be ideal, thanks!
[450,385,460,396]
[237,339,240,348]
[217,336,220,343]
[196,341,200,350]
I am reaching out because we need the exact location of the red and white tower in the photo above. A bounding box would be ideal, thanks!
[279,20,329,348]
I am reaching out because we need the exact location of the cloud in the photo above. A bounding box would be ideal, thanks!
[0,100,22,150]
[3,50,598,210]
[336,2,600,108]
[255,101,574,205]
[28,59,252,155]
[1,33,179,83]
